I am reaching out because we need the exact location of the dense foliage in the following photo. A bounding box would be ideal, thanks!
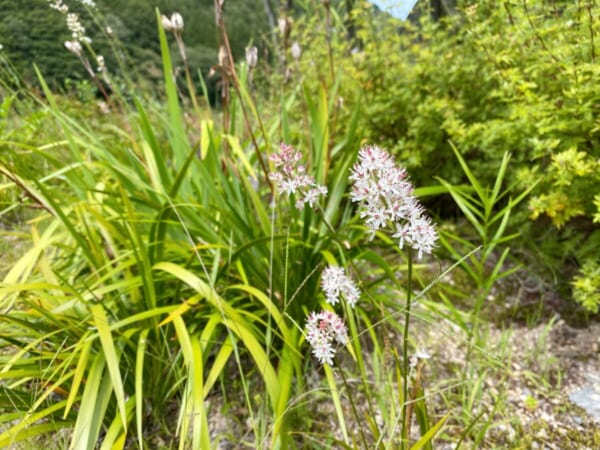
[291,0,600,313]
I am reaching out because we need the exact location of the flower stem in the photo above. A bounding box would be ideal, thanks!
[338,365,369,449]
[401,249,413,448]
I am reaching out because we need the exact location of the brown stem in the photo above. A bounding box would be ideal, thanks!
[0,164,55,216]
[324,1,335,84]
[175,33,201,113]
[405,360,425,447]
[214,1,230,137]
[587,1,596,61]
[523,0,560,63]
[214,0,273,192]
[503,1,515,26]
[80,56,114,111]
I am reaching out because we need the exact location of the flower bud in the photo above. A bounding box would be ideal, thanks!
[96,55,105,72]
[218,45,228,67]
[161,15,173,31]
[245,46,258,68]
[64,40,82,57]
[97,101,110,114]
[278,17,292,38]
[290,41,301,60]
[171,12,184,32]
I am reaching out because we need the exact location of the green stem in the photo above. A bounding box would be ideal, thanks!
[338,365,369,449]
[401,249,413,449]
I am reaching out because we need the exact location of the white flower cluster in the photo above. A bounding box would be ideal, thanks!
[350,145,438,258]
[67,13,89,43]
[305,265,361,365]
[47,1,94,56]
[47,0,68,13]
[270,143,328,210]
[305,311,348,366]
[78,0,96,7]
[321,265,360,308]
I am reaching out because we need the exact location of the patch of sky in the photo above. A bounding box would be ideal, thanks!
[370,0,419,21]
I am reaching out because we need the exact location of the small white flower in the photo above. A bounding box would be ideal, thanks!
[415,348,431,360]
[411,348,431,368]
[312,341,335,366]
[301,185,328,209]
[321,265,360,308]
[96,55,105,72]
[280,179,299,196]
[393,216,437,259]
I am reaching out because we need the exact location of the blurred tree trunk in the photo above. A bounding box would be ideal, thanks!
[345,0,355,41]
[263,0,276,31]
[430,0,458,20]
[430,0,443,20]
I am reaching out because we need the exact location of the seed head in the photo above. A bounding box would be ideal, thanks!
[245,46,258,68]
[64,40,82,57]
[290,42,302,60]
[278,17,292,38]
[170,12,184,32]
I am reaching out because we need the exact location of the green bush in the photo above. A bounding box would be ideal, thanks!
[572,259,600,314]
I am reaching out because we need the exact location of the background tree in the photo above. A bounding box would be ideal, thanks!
[0,0,272,95]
